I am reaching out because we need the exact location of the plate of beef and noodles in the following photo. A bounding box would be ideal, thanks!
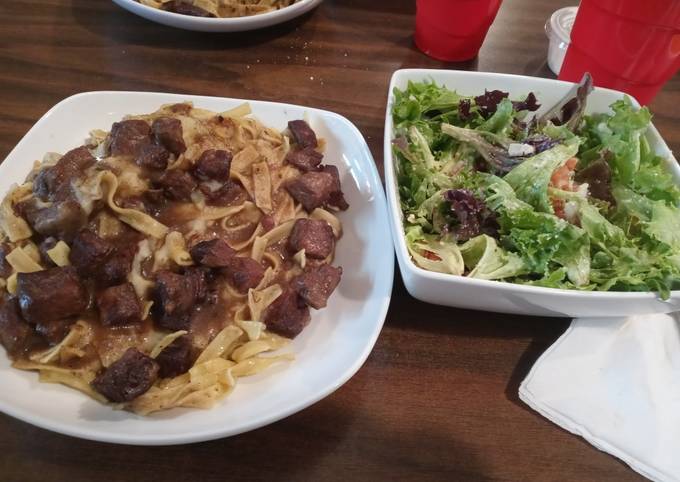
[111,0,324,32]
[0,91,392,444]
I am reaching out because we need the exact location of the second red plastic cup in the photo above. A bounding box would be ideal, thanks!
[559,0,680,104]
[414,0,502,62]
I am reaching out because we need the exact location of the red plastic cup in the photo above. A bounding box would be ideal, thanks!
[414,0,502,62]
[559,0,680,104]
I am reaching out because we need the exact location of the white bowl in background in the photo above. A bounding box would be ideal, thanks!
[111,0,322,32]
[0,91,393,444]
[384,69,680,317]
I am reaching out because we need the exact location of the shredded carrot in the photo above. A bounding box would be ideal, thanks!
[422,250,441,261]
[552,198,566,220]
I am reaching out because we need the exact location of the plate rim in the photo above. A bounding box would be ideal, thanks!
[111,0,323,32]
[0,90,394,445]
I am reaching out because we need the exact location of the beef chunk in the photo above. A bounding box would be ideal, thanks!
[285,171,336,212]
[109,120,152,157]
[190,238,235,268]
[288,120,318,149]
[162,1,214,17]
[16,267,88,323]
[91,348,159,402]
[156,169,196,201]
[264,288,310,339]
[70,230,114,277]
[26,200,88,241]
[293,265,342,309]
[100,244,136,287]
[38,237,58,267]
[31,170,50,201]
[0,296,34,356]
[135,144,170,170]
[194,149,232,181]
[321,165,349,211]
[288,219,335,260]
[152,117,186,156]
[152,274,186,318]
[97,283,142,327]
[223,257,264,293]
[143,189,167,213]
[35,318,73,345]
[199,180,247,206]
[155,335,195,378]
[69,230,135,286]
[286,147,323,172]
[33,146,96,201]
[152,269,204,330]
[183,267,208,303]
[280,164,348,212]
[0,243,13,278]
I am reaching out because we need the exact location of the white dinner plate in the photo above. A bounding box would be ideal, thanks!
[111,0,323,32]
[0,91,393,444]
[384,69,680,317]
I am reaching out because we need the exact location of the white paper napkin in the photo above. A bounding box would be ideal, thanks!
[519,313,680,482]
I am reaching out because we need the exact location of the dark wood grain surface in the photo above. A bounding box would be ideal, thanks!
[1,0,675,480]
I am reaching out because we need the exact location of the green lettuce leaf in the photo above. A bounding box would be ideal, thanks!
[648,203,680,251]
[479,98,514,134]
[460,234,527,280]
[518,268,570,289]
[480,174,532,212]
[581,97,651,184]
[392,80,462,127]
[405,225,465,275]
[502,138,580,213]
[480,175,589,285]
[552,224,591,287]
[630,136,680,204]
[614,185,680,251]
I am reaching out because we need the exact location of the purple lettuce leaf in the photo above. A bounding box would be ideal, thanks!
[574,151,615,204]
[512,92,540,112]
[443,189,499,241]
[537,72,593,130]
[474,90,509,118]
[458,99,472,121]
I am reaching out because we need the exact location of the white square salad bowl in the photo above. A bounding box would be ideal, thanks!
[384,69,680,317]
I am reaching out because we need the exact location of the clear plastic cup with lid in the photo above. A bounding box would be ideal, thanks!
[545,6,577,75]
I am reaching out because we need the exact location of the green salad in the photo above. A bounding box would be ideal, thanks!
[391,74,680,298]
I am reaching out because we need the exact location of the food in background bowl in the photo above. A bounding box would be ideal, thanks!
[0,102,347,414]
[137,0,299,18]
[391,73,680,298]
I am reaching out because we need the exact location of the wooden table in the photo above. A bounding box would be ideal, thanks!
[1,1,676,480]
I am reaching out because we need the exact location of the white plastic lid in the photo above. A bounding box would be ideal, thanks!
[545,6,577,45]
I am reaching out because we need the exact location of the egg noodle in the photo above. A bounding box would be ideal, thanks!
[0,102,343,415]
